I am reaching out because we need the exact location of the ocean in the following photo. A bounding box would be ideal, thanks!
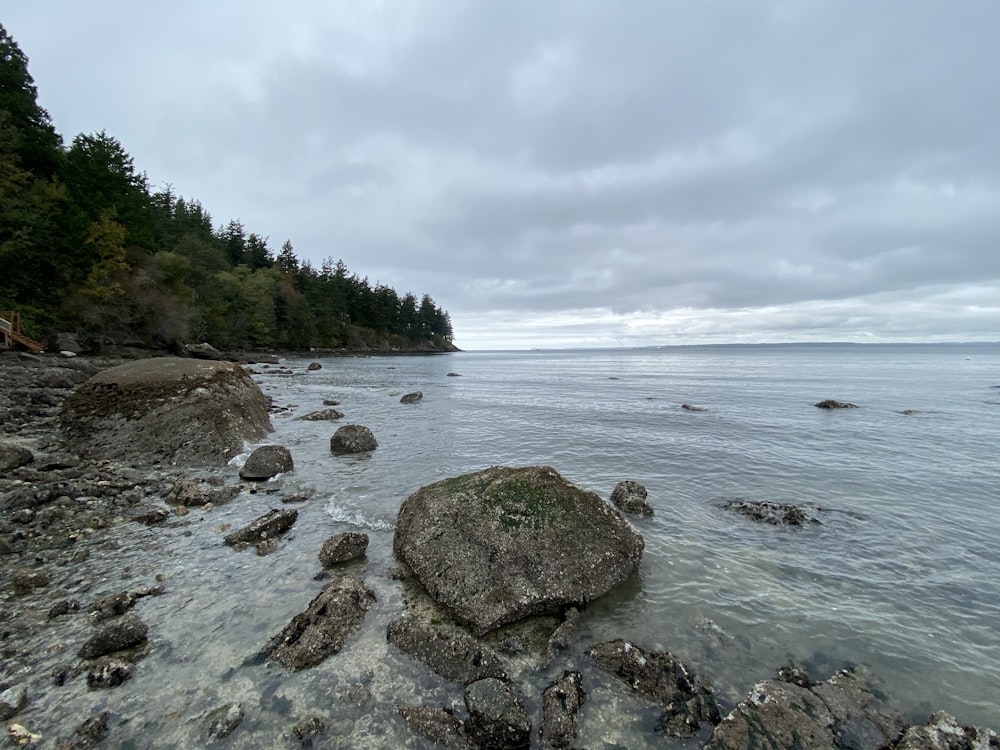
[28,343,1000,747]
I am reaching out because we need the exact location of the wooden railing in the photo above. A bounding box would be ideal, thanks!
[0,310,44,352]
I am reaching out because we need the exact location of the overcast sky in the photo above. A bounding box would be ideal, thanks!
[5,1,999,349]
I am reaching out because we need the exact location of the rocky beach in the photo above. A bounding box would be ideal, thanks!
[1,349,997,749]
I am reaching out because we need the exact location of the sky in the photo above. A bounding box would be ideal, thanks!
[4,1,999,350]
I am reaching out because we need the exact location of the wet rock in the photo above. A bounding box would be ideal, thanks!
[399,706,472,749]
[393,465,644,634]
[48,599,81,619]
[203,702,244,740]
[815,399,859,409]
[705,667,904,750]
[291,715,326,744]
[78,613,149,659]
[7,724,42,745]
[239,445,293,480]
[464,677,531,750]
[186,342,223,360]
[224,508,297,547]
[295,408,344,421]
[0,443,33,473]
[56,711,111,749]
[61,357,272,466]
[165,477,239,507]
[610,479,654,518]
[89,591,138,622]
[256,538,280,556]
[307,362,322,371]
[540,671,586,749]
[12,569,50,594]
[128,505,170,525]
[400,391,423,404]
[318,532,369,566]
[447,372,462,377]
[387,616,507,685]
[590,639,721,737]
[889,711,998,749]
[723,499,818,526]
[0,685,27,720]
[330,424,378,454]
[322,399,341,406]
[264,575,376,670]
[548,607,582,655]
[86,657,134,688]
[681,403,708,412]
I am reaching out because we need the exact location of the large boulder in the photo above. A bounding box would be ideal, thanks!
[393,465,644,635]
[330,424,378,454]
[239,445,293,480]
[61,357,271,466]
[610,480,653,518]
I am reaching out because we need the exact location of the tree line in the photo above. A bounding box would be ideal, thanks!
[0,23,454,352]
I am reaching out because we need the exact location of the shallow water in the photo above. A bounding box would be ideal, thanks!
[8,343,999,747]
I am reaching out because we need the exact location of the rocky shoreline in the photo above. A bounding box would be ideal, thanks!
[1,350,996,749]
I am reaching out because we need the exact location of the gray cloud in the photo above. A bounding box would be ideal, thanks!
[5,0,999,348]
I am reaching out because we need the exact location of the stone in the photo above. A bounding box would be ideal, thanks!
[330,424,378,454]
[46,332,83,354]
[56,711,111,749]
[891,711,998,749]
[296,408,344,421]
[590,639,721,737]
[86,657,134,688]
[78,614,149,659]
[0,686,27,720]
[224,508,297,547]
[0,443,33,473]
[291,716,326,743]
[704,668,904,750]
[386,616,507,685]
[185,342,223,359]
[306,362,322,371]
[12,569,50,594]
[60,357,272,466]
[681,403,709,412]
[399,706,472,749]
[464,678,531,750]
[723,499,819,526]
[239,445,294,480]
[540,671,586,749]
[165,477,239,507]
[400,391,423,404]
[815,399,860,409]
[203,702,244,740]
[610,479,654,518]
[393,465,644,634]
[318,532,369,566]
[263,575,375,670]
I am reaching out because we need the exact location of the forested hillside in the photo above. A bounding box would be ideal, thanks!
[0,24,454,352]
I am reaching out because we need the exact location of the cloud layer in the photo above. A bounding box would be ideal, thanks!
[6,0,999,348]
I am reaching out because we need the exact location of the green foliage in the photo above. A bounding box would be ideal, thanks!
[0,25,455,352]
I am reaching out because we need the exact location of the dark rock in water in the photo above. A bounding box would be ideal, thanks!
[318,532,369,566]
[897,409,922,416]
[12,569,50,594]
[400,391,423,404]
[724,499,819,526]
[263,575,375,670]
[548,607,582,655]
[61,357,272,466]
[387,616,507,685]
[399,706,472,749]
[890,711,998,749]
[128,506,170,525]
[48,599,81,619]
[0,443,33,473]
[306,362,322,371]
[78,614,149,659]
[330,424,378,454]
[447,372,462,377]
[203,702,244,740]
[540,671,586,749]
[464,677,531,750]
[681,403,708,412]
[165,477,239,507]
[224,508,297,547]
[815,399,859,409]
[58,711,111,749]
[296,408,344,421]
[86,657,134,688]
[0,685,27,720]
[393,465,644,635]
[291,715,327,743]
[240,444,294,480]
[322,398,342,406]
[590,639,721,737]
[89,591,138,622]
[705,667,904,750]
[610,479,654,518]
[256,538,280,556]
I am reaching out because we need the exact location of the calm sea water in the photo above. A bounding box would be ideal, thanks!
[17,344,999,747]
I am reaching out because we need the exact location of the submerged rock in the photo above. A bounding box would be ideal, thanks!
[705,667,904,750]
[681,403,709,412]
[394,465,644,634]
[590,639,721,737]
[224,508,297,547]
[263,575,375,670]
[540,671,586,749]
[318,532,369,566]
[464,678,531,750]
[78,614,148,659]
[61,357,272,465]
[165,477,239,507]
[387,616,507,685]
[400,391,423,404]
[239,444,293,480]
[296,408,344,421]
[0,686,27,720]
[610,479,654,518]
[203,702,244,740]
[86,657,134,689]
[723,499,819,526]
[330,424,378,454]
[58,711,111,749]
[399,706,472,749]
